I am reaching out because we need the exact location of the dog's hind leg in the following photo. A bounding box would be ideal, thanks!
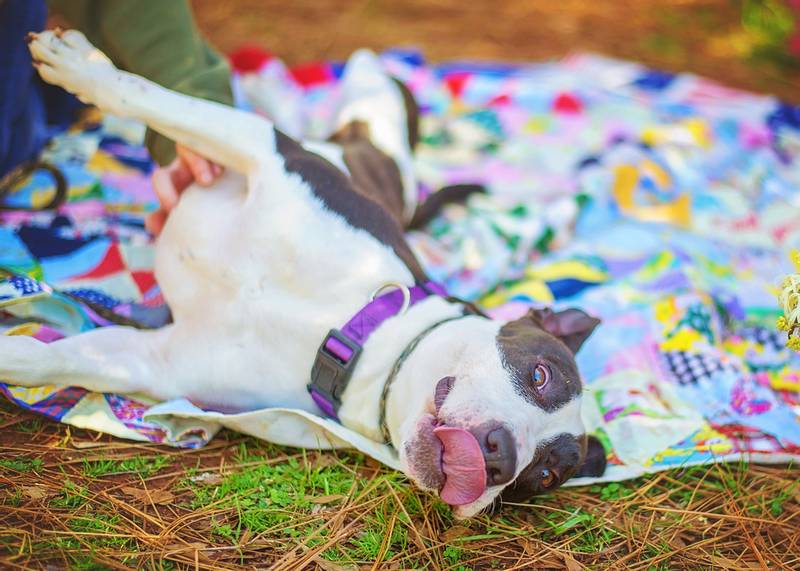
[0,326,176,399]
[28,30,277,174]
[334,50,418,221]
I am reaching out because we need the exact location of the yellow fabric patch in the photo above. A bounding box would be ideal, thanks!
[641,159,671,188]
[654,297,679,325]
[480,279,553,308]
[7,384,61,405]
[660,328,703,352]
[525,260,607,283]
[5,323,41,337]
[524,115,550,134]
[684,118,711,148]
[87,151,129,175]
[768,369,800,393]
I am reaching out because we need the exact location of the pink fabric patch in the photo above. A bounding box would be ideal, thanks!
[33,324,66,343]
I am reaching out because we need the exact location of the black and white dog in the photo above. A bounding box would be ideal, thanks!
[2,30,606,517]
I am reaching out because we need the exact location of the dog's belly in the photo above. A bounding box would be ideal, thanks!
[150,167,415,411]
[154,171,248,316]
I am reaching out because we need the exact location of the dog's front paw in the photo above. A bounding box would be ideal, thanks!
[28,29,117,109]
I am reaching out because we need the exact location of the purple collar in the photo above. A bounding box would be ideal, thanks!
[308,281,448,419]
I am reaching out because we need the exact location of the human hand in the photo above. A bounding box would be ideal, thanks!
[146,144,223,235]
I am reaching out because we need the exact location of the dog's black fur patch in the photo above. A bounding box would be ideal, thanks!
[499,432,607,503]
[496,310,596,413]
[274,129,429,282]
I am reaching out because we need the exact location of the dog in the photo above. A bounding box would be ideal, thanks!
[1,29,606,518]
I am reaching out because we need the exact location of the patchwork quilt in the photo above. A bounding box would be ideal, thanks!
[2,51,799,484]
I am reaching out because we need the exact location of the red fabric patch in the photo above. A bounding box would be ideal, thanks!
[131,271,157,296]
[553,92,583,114]
[444,72,471,99]
[229,45,274,73]
[72,243,125,280]
[488,93,511,106]
[290,62,333,88]
[789,32,800,57]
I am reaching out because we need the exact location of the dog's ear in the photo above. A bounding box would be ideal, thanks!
[576,435,607,478]
[528,307,601,354]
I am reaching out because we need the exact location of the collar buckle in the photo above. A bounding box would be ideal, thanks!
[307,329,363,420]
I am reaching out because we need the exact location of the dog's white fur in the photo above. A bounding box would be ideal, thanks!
[0,31,587,517]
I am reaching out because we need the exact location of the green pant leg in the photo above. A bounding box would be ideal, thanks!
[47,0,233,165]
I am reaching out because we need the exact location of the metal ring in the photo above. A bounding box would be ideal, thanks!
[370,282,412,315]
[0,160,68,211]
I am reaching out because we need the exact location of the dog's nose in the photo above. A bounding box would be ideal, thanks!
[473,423,517,486]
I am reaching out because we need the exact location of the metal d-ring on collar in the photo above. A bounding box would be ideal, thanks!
[378,312,469,448]
[370,282,411,315]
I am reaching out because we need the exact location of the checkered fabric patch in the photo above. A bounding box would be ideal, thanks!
[736,326,785,352]
[662,350,739,385]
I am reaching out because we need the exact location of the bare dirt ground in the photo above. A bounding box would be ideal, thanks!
[191,0,800,102]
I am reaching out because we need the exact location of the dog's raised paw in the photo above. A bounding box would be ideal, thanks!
[27,30,116,107]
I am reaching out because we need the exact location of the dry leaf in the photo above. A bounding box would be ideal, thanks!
[354,467,372,478]
[310,494,345,504]
[121,486,174,504]
[22,486,49,500]
[312,556,358,571]
[440,525,472,542]
[670,534,687,549]
[71,441,110,449]
[563,554,584,571]
[310,453,339,469]
[164,542,211,555]
[189,471,223,485]
[409,527,427,552]
[522,539,537,556]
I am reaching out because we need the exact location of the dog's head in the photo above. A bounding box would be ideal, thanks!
[393,307,606,517]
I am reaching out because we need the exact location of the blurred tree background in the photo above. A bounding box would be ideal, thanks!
[191,0,800,102]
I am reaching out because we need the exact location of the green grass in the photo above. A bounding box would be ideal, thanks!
[51,479,90,509]
[0,457,43,473]
[1,399,797,570]
[16,416,44,433]
[175,442,454,565]
[81,455,172,478]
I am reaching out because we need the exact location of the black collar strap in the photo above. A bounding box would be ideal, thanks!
[378,312,469,447]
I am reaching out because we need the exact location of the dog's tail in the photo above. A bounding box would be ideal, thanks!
[406,183,486,230]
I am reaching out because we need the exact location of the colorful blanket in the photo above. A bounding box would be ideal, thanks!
[2,51,799,484]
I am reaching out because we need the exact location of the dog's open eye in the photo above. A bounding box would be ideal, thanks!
[532,364,550,390]
[540,467,556,488]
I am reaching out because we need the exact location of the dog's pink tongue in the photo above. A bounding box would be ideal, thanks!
[433,426,487,505]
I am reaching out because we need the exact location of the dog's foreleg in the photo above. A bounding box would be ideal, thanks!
[0,326,174,398]
[28,30,276,174]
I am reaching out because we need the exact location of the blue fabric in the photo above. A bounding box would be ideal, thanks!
[633,70,676,91]
[0,0,48,178]
[0,0,80,178]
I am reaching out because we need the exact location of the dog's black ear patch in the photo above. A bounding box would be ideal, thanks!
[528,307,600,354]
[576,435,607,478]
